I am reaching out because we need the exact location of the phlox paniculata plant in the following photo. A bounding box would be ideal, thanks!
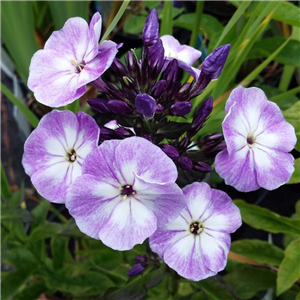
[23,9,296,282]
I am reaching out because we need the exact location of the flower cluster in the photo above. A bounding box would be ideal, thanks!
[23,9,296,282]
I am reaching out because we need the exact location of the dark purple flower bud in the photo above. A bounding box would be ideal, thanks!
[143,135,152,142]
[170,101,192,116]
[111,58,127,76]
[134,255,148,263]
[142,9,159,46]
[202,133,223,143]
[128,263,145,277]
[135,93,157,119]
[178,156,193,171]
[148,39,165,71]
[190,97,213,132]
[201,44,231,80]
[87,98,110,114]
[162,59,179,82]
[173,1,183,8]
[114,127,135,139]
[161,144,179,159]
[194,162,213,172]
[152,80,167,98]
[107,100,132,114]
[156,104,164,114]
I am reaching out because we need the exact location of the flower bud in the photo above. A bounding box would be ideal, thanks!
[135,93,157,119]
[128,264,145,277]
[142,9,159,46]
[152,80,167,98]
[201,44,231,80]
[161,144,179,159]
[156,104,164,114]
[170,101,192,116]
[194,162,213,172]
[178,156,193,171]
[110,58,128,77]
[107,100,132,114]
[87,98,110,114]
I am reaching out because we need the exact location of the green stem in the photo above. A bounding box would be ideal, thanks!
[65,99,79,113]
[1,162,12,199]
[100,1,130,43]
[270,86,300,103]
[48,202,68,224]
[189,1,204,48]
[160,1,173,36]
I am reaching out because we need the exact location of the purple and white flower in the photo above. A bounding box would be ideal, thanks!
[66,136,185,251]
[215,86,296,192]
[149,182,242,281]
[22,110,100,203]
[160,35,202,79]
[28,13,118,107]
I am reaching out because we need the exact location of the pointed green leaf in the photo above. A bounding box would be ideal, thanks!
[225,266,276,299]
[277,238,300,295]
[234,200,300,236]
[283,101,300,152]
[231,239,284,266]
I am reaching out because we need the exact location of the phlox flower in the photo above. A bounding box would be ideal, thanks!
[28,13,118,107]
[215,86,296,192]
[160,35,202,79]
[66,137,185,251]
[149,182,241,281]
[22,110,100,203]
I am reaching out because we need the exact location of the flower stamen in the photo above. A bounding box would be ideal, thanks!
[189,221,203,235]
[66,149,77,162]
[120,184,136,199]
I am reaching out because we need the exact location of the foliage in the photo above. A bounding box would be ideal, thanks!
[1,1,300,299]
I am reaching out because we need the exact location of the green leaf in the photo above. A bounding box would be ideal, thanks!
[160,1,173,36]
[1,162,12,199]
[173,13,223,39]
[29,222,85,242]
[2,248,40,299]
[231,239,284,266]
[45,267,114,297]
[277,238,300,296]
[234,200,300,236]
[13,282,47,300]
[100,1,131,43]
[197,276,239,300]
[1,83,39,128]
[283,101,300,152]
[248,37,300,67]
[157,121,190,139]
[296,200,300,219]
[48,1,90,29]
[51,237,69,270]
[225,266,276,299]
[103,266,165,300]
[1,1,39,83]
[1,207,33,223]
[272,1,300,27]
[31,198,50,226]
[124,15,146,35]
[288,158,300,184]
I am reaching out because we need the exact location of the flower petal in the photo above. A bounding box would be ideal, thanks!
[89,12,102,46]
[98,199,157,250]
[200,230,230,272]
[28,49,86,107]
[114,137,178,184]
[83,140,122,185]
[182,182,213,221]
[66,174,121,239]
[202,188,242,233]
[133,174,185,225]
[253,146,295,190]
[44,16,97,62]
[254,101,296,152]
[163,234,216,281]
[215,148,260,192]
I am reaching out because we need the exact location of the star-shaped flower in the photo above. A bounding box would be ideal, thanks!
[22,110,100,203]
[150,182,241,281]
[66,136,185,251]
[215,86,296,192]
[28,13,118,107]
